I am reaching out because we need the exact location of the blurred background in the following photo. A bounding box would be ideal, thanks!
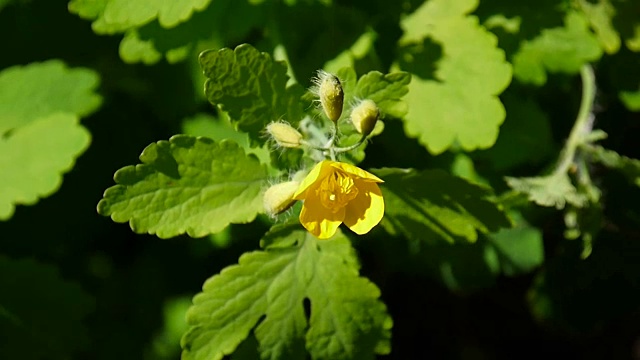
[1,0,640,359]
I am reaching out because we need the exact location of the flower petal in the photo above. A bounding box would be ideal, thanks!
[330,162,383,183]
[299,197,345,239]
[343,180,384,235]
[293,160,333,199]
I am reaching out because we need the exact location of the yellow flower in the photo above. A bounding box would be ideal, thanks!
[293,160,384,239]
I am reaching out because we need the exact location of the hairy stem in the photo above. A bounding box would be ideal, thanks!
[554,64,596,175]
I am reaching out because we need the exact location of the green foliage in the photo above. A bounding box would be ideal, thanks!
[0,113,90,220]
[375,168,511,244]
[199,44,304,145]
[0,256,94,360]
[2,1,640,359]
[118,0,265,64]
[181,113,271,165]
[398,0,512,155]
[577,0,620,54]
[0,60,100,219]
[505,173,588,209]
[68,0,211,33]
[335,67,410,164]
[583,144,640,186]
[0,60,101,134]
[97,136,269,238]
[512,11,602,85]
[182,225,391,360]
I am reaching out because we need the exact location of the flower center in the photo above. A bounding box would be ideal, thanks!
[317,171,358,212]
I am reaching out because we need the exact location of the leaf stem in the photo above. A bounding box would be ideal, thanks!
[554,64,596,175]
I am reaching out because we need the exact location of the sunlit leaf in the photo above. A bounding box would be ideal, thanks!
[397,0,512,154]
[97,136,269,238]
[182,225,391,360]
[68,0,211,33]
[0,60,101,134]
[0,113,90,220]
[199,44,304,145]
[512,11,602,85]
[577,0,620,54]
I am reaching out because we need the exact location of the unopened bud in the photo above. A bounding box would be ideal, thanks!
[266,122,303,148]
[350,99,379,136]
[313,70,344,123]
[263,181,300,216]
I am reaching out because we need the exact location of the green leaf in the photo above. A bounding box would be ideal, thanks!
[397,0,512,154]
[97,135,269,239]
[181,113,271,165]
[375,168,511,244]
[620,87,640,111]
[68,0,212,34]
[505,172,588,209]
[334,68,409,164]
[0,113,91,220]
[486,212,544,277]
[116,0,266,65]
[577,0,620,54]
[0,60,101,134]
[0,256,94,360]
[350,70,411,119]
[182,225,392,360]
[199,44,304,145]
[583,144,640,186]
[512,11,603,85]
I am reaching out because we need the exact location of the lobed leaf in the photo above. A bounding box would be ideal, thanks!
[182,225,391,360]
[583,144,640,186]
[0,256,94,359]
[397,0,512,154]
[116,0,265,65]
[68,0,211,34]
[505,172,588,209]
[512,11,602,85]
[375,168,511,244]
[350,70,411,120]
[577,0,620,54]
[0,114,90,220]
[97,136,269,238]
[0,60,101,134]
[199,44,304,145]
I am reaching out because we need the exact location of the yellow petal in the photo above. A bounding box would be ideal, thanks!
[299,195,345,239]
[343,180,384,235]
[293,160,333,199]
[329,162,383,183]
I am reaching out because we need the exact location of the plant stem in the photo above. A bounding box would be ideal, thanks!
[554,64,596,175]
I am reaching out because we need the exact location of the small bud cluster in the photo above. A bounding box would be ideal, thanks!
[263,69,382,217]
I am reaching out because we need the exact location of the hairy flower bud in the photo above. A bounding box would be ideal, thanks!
[313,70,344,123]
[263,181,300,217]
[266,122,303,148]
[350,99,379,136]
